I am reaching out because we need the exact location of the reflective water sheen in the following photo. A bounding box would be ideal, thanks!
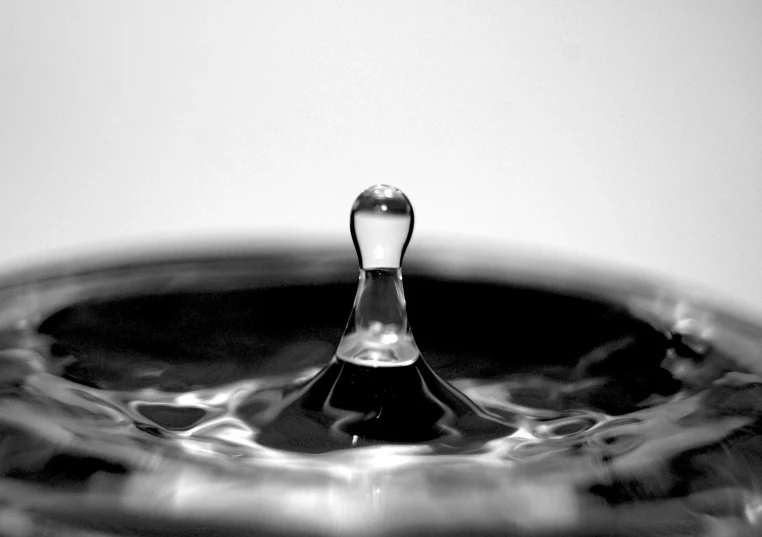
[1,175,761,535]
[0,247,761,537]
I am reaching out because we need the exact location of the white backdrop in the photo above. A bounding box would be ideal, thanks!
[1,2,761,314]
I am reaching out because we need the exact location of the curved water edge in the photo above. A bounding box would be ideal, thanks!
[0,251,761,535]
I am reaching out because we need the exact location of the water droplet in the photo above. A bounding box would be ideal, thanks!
[339,185,418,368]
[350,184,414,271]
[255,185,514,451]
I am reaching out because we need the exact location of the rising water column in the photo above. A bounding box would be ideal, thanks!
[256,185,514,453]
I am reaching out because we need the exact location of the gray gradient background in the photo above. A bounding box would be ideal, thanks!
[1,2,761,314]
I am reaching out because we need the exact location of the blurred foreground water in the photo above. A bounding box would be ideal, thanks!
[1,246,762,536]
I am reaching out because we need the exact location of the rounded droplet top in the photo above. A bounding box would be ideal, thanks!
[350,185,414,270]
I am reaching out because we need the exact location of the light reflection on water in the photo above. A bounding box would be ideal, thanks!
[0,254,762,535]
[1,341,761,536]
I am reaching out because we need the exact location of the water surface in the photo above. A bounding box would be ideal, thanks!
[0,253,761,536]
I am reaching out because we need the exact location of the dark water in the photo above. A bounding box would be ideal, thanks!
[1,255,762,536]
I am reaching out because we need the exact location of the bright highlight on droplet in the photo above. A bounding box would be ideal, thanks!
[380,333,399,345]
